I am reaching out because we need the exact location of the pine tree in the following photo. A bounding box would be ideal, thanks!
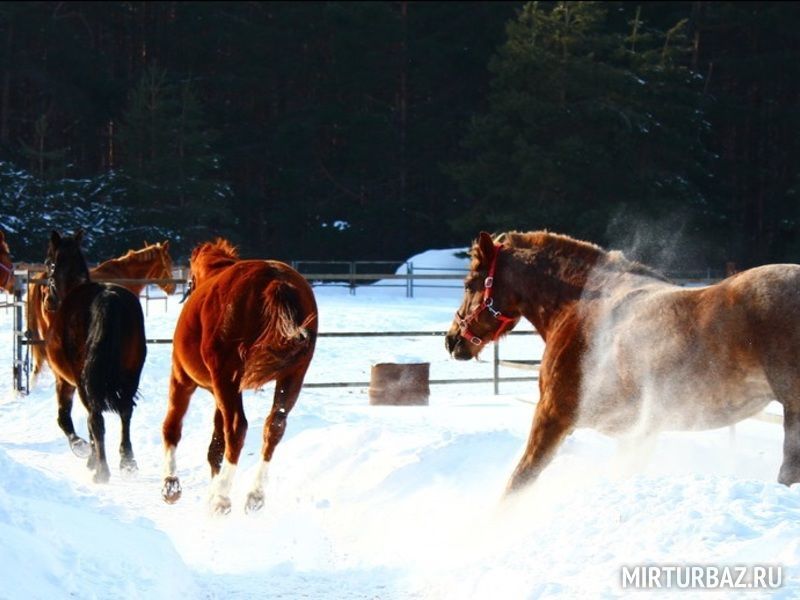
[19,114,69,180]
[448,1,711,265]
[116,66,232,248]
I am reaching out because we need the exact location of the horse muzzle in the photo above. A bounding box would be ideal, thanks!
[43,280,60,312]
[179,279,194,303]
[445,332,476,361]
[44,292,59,312]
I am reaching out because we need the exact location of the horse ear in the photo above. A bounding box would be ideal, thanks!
[162,240,169,250]
[476,231,496,267]
[74,229,85,244]
[50,230,62,247]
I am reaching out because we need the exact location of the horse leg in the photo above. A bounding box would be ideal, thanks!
[161,374,197,504]
[31,338,47,382]
[760,355,800,485]
[778,403,800,485]
[245,369,306,513]
[207,408,224,477]
[208,379,247,515]
[505,381,577,495]
[770,375,800,485]
[87,410,110,483]
[55,377,90,458]
[505,324,584,495]
[119,407,138,476]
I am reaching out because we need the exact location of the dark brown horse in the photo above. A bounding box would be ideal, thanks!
[44,230,147,483]
[28,241,174,382]
[446,231,800,493]
[0,229,13,294]
[161,238,318,514]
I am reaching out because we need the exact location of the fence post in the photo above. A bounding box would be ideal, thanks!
[349,262,356,295]
[407,261,413,298]
[177,266,187,298]
[493,340,500,395]
[12,271,29,395]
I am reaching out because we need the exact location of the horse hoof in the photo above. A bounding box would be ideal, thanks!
[211,495,232,516]
[93,466,111,484]
[120,458,138,478]
[778,465,800,486]
[245,491,265,514]
[70,438,91,458]
[162,477,182,504]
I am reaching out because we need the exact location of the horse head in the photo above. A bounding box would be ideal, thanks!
[45,230,90,312]
[0,229,13,293]
[445,231,521,360]
[153,240,176,295]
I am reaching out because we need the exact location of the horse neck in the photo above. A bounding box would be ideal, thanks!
[194,255,237,286]
[92,254,156,295]
[62,264,91,297]
[103,252,157,276]
[140,252,168,280]
[505,246,598,339]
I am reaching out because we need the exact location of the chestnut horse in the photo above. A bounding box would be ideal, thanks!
[446,231,800,493]
[161,239,318,514]
[44,230,147,483]
[28,241,174,382]
[0,229,13,293]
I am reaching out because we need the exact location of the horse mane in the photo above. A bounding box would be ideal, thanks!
[116,242,167,264]
[192,238,239,260]
[191,238,240,275]
[491,230,671,284]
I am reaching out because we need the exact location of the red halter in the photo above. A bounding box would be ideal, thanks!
[457,244,517,346]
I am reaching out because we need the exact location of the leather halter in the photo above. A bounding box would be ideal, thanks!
[44,259,59,311]
[457,244,516,346]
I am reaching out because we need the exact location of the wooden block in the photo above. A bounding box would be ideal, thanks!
[369,362,430,406]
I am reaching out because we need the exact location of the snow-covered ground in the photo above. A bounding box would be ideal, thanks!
[0,249,798,599]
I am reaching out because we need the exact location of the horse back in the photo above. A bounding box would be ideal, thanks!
[173,260,318,391]
[713,263,800,318]
[702,264,800,362]
[576,264,800,433]
[46,282,146,389]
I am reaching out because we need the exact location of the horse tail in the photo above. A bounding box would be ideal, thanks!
[239,280,316,391]
[27,279,48,377]
[82,289,144,414]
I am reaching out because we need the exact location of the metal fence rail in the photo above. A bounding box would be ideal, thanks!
[304,330,539,392]
[6,268,785,430]
[9,268,540,395]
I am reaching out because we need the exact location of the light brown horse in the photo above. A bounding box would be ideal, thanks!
[446,231,800,493]
[161,238,318,514]
[0,229,13,294]
[28,241,174,381]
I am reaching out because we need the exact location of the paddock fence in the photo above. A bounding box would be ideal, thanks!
[8,267,540,397]
[8,264,778,435]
